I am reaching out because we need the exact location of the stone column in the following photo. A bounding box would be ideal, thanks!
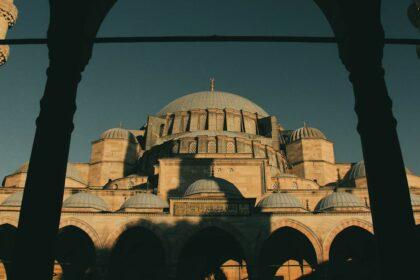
[11,1,115,279]
[315,0,418,278]
[0,0,17,65]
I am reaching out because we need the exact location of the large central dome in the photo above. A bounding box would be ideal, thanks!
[157,91,269,117]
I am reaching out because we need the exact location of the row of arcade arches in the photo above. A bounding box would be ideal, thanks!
[0,218,377,280]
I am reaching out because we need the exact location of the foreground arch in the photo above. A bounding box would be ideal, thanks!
[0,224,16,279]
[177,226,248,280]
[322,219,373,261]
[328,226,376,280]
[55,225,96,280]
[59,218,102,250]
[258,226,319,280]
[107,226,167,280]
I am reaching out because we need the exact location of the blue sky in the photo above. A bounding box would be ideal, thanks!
[0,0,419,179]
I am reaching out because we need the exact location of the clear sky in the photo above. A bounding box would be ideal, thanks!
[0,0,419,180]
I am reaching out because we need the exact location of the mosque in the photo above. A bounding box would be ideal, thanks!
[1,0,419,278]
[0,85,419,280]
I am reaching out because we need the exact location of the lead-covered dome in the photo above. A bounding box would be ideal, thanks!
[290,126,326,142]
[158,91,269,117]
[63,192,109,211]
[100,128,137,143]
[315,191,365,212]
[345,160,413,181]
[120,193,169,210]
[1,191,23,207]
[257,192,304,209]
[13,162,85,183]
[184,178,243,198]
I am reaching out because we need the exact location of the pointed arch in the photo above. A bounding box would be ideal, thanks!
[256,219,323,263]
[104,218,170,261]
[322,218,373,260]
[0,217,18,228]
[59,217,102,250]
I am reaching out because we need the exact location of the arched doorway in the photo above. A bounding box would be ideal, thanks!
[0,224,17,279]
[55,226,96,280]
[328,226,376,280]
[107,227,166,280]
[177,227,248,280]
[259,227,318,280]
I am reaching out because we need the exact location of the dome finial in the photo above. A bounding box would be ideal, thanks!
[303,121,307,128]
[210,78,215,92]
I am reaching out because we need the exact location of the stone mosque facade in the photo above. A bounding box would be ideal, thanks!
[1,89,420,280]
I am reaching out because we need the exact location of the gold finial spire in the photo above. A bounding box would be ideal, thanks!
[119,122,123,128]
[303,121,307,128]
[210,78,215,92]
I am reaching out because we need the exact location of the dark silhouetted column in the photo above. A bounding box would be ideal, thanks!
[315,0,418,279]
[10,1,116,279]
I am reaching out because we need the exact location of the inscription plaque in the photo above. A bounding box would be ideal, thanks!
[173,201,250,216]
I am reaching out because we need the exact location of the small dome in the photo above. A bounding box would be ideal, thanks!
[257,192,304,209]
[1,191,23,207]
[290,126,326,142]
[411,193,420,207]
[315,192,365,212]
[184,178,243,198]
[13,162,85,183]
[345,160,413,181]
[100,128,137,143]
[120,193,169,210]
[63,192,109,211]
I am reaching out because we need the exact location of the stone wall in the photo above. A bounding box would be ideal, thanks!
[88,138,139,187]
[157,158,270,199]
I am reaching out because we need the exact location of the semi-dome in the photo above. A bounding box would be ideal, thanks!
[257,192,304,209]
[184,178,243,198]
[120,193,169,210]
[13,162,85,183]
[63,192,109,211]
[345,160,413,181]
[315,191,365,212]
[290,125,326,142]
[100,128,137,143]
[1,191,23,207]
[157,91,269,117]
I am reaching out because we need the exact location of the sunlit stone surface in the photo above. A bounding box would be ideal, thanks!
[1,89,419,279]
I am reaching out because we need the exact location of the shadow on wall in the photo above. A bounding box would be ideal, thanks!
[0,154,383,280]
[0,217,382,280]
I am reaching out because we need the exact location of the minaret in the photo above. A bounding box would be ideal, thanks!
[0,0,18,65]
